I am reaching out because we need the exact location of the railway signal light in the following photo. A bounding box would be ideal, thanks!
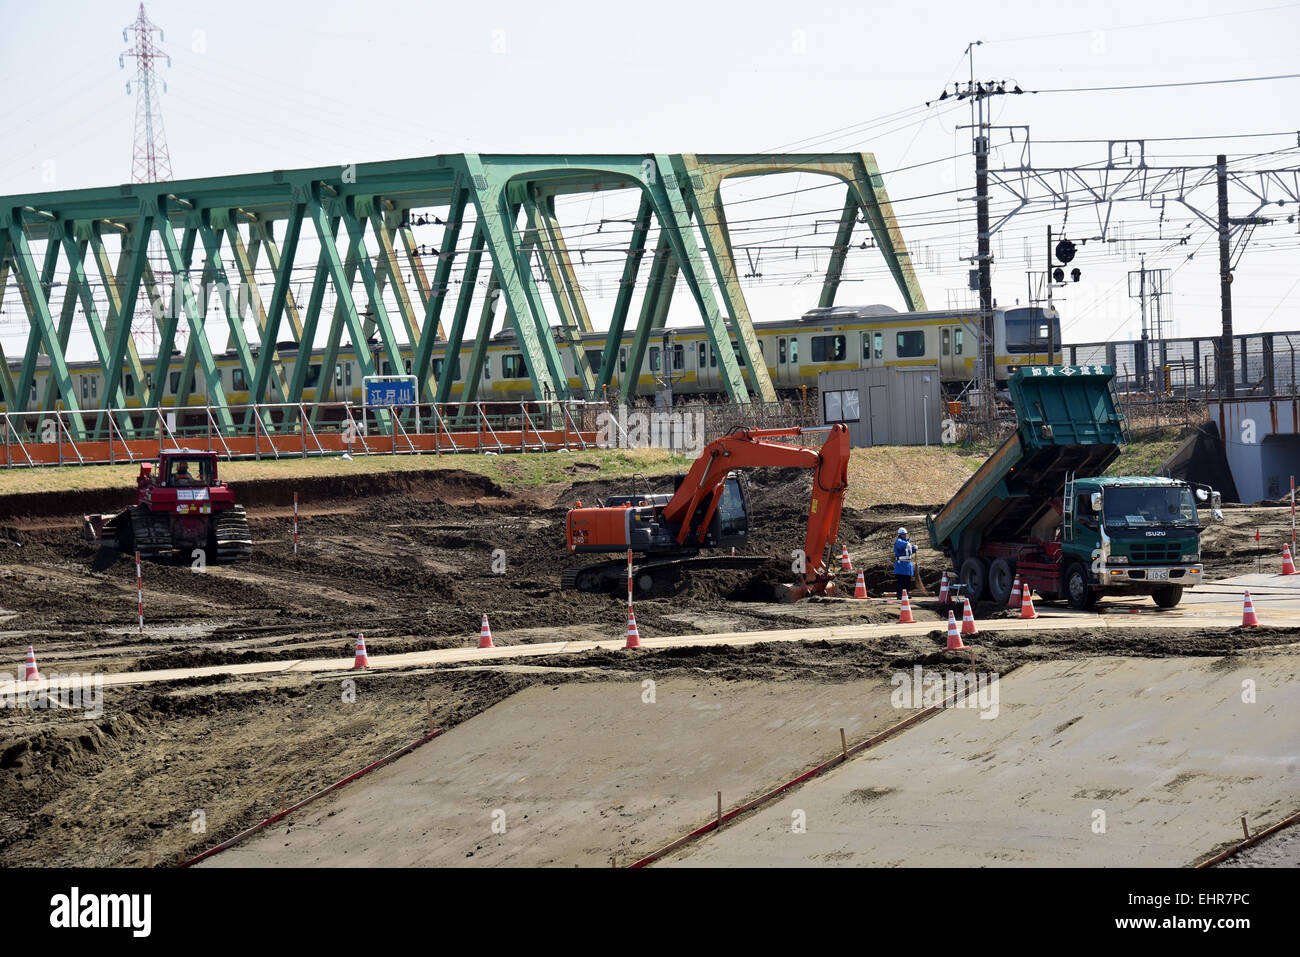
[1053,267,1065,282]
[1070,267,1082,282]
[1054,238,1077,264]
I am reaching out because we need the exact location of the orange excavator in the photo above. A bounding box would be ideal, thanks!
[563,424,850,600]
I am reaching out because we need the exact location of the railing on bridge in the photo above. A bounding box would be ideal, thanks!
[2,399,608,467]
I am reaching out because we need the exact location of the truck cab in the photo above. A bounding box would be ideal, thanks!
[1062,476,1220,608]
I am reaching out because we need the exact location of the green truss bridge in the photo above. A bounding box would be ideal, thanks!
[0,152,923,442]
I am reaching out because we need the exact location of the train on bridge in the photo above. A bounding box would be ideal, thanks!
[11,304,1061,411]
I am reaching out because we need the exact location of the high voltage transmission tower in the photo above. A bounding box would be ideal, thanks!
[120,3,173,353]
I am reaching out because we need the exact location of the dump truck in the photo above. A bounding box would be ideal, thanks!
[926,365,1221,610]
[82,449,252,561]
[563,424,850,600]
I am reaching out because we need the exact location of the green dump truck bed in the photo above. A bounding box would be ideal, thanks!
[927,366,1126,556]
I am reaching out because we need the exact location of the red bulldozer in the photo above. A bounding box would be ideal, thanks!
[82,449,252,561]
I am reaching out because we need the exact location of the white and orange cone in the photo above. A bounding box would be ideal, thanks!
[625,607,641,648]
[945,611,967,651]
[840,545,852,571]
[938,572,950,604]
[898,590,915,624]
[960,596,978,636]
[1007,574,1022,608]
[1283,545,1296,576]
[853,570,868,600]
[23,646,39,682]
[479,614,495,649]
[1019,585,1038,620]
[1241,591,1259,627]
[352,634,370,670]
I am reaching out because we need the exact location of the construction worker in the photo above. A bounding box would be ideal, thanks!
[893,527,918,600]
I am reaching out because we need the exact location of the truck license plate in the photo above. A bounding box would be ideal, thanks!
[1148,568,1168,580]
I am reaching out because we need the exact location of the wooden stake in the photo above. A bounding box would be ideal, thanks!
[840,728,848,760]
[716,791,722,828]
[1241,816,1250,839]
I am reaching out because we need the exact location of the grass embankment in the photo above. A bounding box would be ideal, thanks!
[0,424,1192,507]
[0,447,695,497]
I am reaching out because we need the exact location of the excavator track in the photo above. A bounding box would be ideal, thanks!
[213,506,252,561]
[562,554,769,594]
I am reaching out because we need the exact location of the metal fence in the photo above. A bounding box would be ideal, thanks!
[1066,332,1300,398]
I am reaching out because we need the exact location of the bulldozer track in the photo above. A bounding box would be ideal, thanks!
[214,506,253,561]
[129,505,172,558]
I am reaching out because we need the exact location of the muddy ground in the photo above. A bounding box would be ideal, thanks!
[0,467,1296,866]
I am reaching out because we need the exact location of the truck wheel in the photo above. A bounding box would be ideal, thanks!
[1065,561,1098,610]
[987,558,1015,605]
[959,557,988,602]
[1152,585,1183,608]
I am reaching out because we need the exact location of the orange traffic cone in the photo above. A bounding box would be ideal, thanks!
[479,614,495,649]
[853,570,868,599]
[1283,545,1296,576]
[1241,591,1259,627]
[945,611,967,651]
[23,646,39,682]
[352,634,370,670]
[1019,585,1038,620]
[840,545,852,571]
[625,607,641,648]
[898,590,915,624]
[938,572,950,604]
[960,597,978,636]
[1007,574,1022,608]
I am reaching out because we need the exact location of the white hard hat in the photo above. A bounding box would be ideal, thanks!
[898,527,908,536]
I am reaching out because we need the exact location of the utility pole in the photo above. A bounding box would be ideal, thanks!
[942,45,1023,404]
[1216,154,1235,398]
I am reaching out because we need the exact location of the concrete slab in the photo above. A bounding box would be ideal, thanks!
[201,677,916,867]
[667,654,1300,867]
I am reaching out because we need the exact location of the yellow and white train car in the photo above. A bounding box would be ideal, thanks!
[13,304,1061,411]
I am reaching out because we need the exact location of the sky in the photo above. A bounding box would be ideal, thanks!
[1,0,1298,363]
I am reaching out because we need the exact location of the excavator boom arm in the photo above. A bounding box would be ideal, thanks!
[661,425,851,590]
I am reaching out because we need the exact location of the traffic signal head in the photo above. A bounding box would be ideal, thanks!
[1071,267,1081,282]
[1053,267,1065,282]
[1055,239,1077,264]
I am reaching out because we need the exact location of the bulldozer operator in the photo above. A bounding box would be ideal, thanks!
[171,460,202,487]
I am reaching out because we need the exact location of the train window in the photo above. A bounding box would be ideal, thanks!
[232,368,247,391]
[954,330,964,355]
[381,360,392,376]
[81,377,89,400]
[404,359,412,374]
[896,330,925,358]
[731,345,746,368]
[779,338,787,364]
[484,359,490,381]
[585,350,603,374]
[942,329,950,356]
[90,377,97,399]
[433,357,462,381]
[873,332,883,360]
[502,354,528,378]
[619,348,627,374]
[698,343,707,368]
[649,347,661,373]
[710,347,717,368]
[790,338,799,364]
[124,374,135,398]
[169,371,181,395]
[335,363,343,386]
[671,344,684,370]
[811,335,846,363]
[305,364,321,389]
[146,373,154,393]
[346,363,353,386]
